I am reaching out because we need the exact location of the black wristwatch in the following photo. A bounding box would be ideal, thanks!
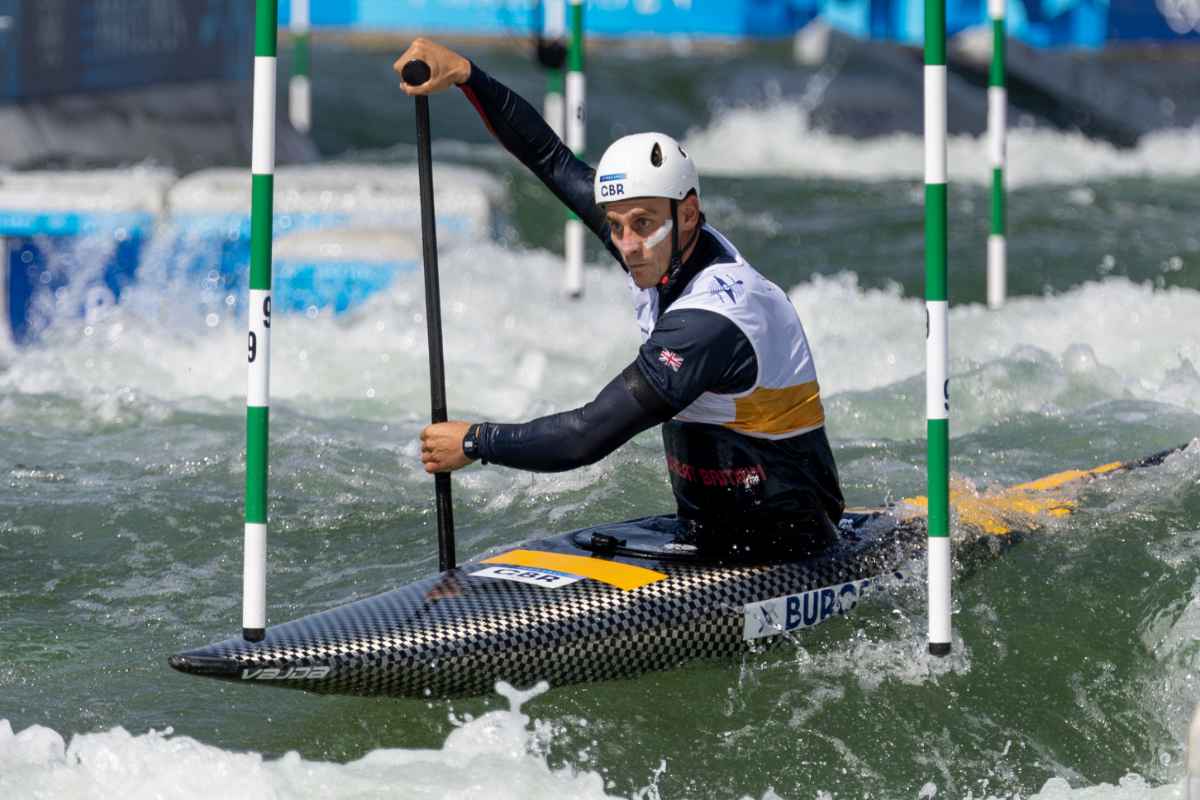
[462,423,485,463]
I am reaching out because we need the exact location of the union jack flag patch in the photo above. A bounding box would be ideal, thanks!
[658,348,684,372]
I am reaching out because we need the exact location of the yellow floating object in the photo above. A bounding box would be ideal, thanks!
[901,459,1128,536]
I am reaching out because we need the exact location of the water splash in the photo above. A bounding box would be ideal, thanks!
[684,102,1200,187]
[0,681,626,800]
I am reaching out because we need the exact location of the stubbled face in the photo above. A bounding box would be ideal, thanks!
[605,197,678,290]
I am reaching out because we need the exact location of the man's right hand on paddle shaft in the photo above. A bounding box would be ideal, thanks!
[394,38,471,96]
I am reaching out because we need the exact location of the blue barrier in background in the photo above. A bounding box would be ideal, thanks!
[1,210,418,344]
[786,0,1198,45]
[277,0,1200,46]
[1108,0,1200,40]
[279,0,808,38]
[3,217,151,343]
[0,0,1192,103]
[0,0,1193,104]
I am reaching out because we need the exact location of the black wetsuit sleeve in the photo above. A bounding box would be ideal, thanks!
[458,62,618,261]
[473,364,675,472]
[634,308,758,411]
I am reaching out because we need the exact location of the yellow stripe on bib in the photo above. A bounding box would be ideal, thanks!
[481,550,667,591]
[727,381,825,436]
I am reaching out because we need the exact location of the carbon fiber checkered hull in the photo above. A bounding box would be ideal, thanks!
[170,512,922,697]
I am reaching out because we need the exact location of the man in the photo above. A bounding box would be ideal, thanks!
[398,39,843,559]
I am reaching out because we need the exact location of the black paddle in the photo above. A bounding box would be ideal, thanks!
[403,58,456,572]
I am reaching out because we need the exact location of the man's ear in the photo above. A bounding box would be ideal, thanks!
[680,195,701,230]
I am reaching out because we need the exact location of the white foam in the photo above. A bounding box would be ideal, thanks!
[30,706,1167,800]
[908,775,1184,800]
[3,241,1198,443]
[0,241,639,420]
[794,619,972,692]
[683,102,1200,187]
[861,774,1186,800]
[792,274,1200,428]
[0,683,628,800]
[1025,774,1179,799]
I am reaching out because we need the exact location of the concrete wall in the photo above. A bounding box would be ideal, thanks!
[0,0,250,103]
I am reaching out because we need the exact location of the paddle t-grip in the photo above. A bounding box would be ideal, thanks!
[402,59,431,87]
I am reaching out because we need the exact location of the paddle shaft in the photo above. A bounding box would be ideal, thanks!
[406,59,456,572]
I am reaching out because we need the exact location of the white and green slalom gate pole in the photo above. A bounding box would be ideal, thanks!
[289,0,311,134]
[925,0,952,657]
[563,0,585,298]
[244,0,277,643]
[543,0,566,139]
[987,0,1007,309]
[1187,702,1200,800]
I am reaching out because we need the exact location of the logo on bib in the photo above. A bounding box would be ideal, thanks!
[710,274,745,304]
[658,349,683,371]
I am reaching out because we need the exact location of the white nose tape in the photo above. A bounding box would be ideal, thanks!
[642,219,673,256]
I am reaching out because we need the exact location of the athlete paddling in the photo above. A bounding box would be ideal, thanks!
[398,39,843,558]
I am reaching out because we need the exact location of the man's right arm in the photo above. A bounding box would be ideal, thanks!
[469,363,676,472]
[395,39,617,260]
[457,63,616,255]
[466,309,759,472]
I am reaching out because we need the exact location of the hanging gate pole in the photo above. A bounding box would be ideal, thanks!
[542,0,567,139]
[563,0,586,298]
[925,0,952,656]
[289,0,312,134]
[987,0,1007,309]
[244,0,278,643]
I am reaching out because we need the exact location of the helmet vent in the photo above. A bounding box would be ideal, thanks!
[650,143,663,167]
[678,145,688,158]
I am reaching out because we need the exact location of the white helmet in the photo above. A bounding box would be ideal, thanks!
[593,132,700,206]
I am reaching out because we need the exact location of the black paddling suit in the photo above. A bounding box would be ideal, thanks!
[457,63,844,559]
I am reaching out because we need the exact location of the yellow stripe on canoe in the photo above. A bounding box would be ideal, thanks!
[481,550,667,591]
[901,460,1128,536]
[902,490,1075,537]
[1008,461,1122,492]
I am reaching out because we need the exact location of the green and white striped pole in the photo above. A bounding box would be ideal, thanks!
[987,0,1007,309]
[563,0,585,299]
[1188,701,1200,800]
[543,0,566,140]
[925,0,952,656]
[289,0,311,134]
[244,0,277,643]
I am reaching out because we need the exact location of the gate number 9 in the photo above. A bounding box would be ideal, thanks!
[248,296,271,363]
